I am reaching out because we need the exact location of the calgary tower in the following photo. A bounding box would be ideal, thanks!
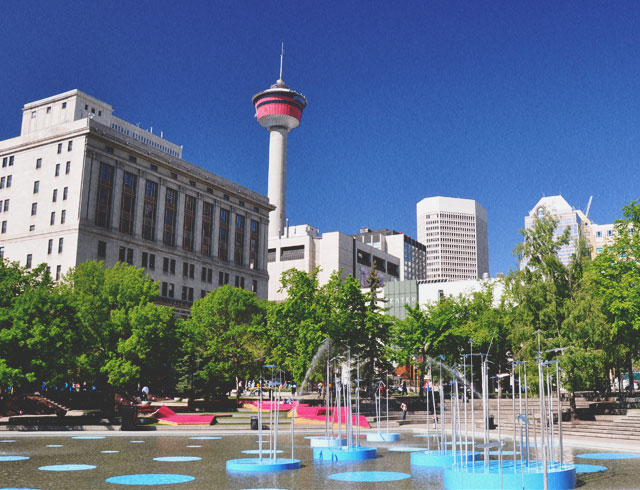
[252,46,307,238]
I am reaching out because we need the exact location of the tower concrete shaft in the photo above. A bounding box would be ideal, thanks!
[267,126,288,238]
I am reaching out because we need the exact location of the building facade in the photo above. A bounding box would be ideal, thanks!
[0,90,272,308]
[352,228,426,281]
[416,196,489,280]
[267,225,401,301]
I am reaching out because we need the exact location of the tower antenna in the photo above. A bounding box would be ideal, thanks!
[279,42,284,81]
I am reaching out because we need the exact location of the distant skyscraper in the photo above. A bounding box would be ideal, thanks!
[416,196,489,280]
[252,50,307,239]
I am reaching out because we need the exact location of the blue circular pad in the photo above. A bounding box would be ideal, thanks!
[189,436,221,440]
[72,436,105,439]
[577,452,640,460]
[388,446,428,452]
[0,456,30,461]
[153,456,202,462]
[106,474,195,485]
[574,464,608,474]
[329,471,411,482]
[39,464,96,471]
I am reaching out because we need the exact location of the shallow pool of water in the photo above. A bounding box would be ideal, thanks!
[0,433,637,489]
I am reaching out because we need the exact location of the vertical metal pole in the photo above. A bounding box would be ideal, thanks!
[463,355,468,465]
[386,372,389,434]
[440,361,446,450]
[557,361,563,467]
[524,363,529,465]
[512,365,516,465]
[539,361,549,490]
[471,342,475,460]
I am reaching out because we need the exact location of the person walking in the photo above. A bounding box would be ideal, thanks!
[401,401,408,421]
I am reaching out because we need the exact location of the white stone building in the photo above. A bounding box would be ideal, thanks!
[0,90,272,309]
[416,196,489,280]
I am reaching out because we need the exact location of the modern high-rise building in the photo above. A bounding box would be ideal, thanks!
[0,90,272,308]
[352,228,426,281]
[416,196,489,280]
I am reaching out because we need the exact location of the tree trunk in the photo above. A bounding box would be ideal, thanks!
[628,355,635,395]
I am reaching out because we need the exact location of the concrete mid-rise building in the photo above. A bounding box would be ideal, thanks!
[416,196,489,280]
[0,90,272,309]
[352,228,426,281]
[267,224,400,301]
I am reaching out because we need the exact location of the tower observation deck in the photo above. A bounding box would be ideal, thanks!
[253,67,307,238]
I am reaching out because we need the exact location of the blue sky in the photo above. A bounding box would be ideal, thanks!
[1,1,639,275]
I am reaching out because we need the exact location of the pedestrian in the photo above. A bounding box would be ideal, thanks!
[141,385,149,401]
[401,380,407,395]
[401,402,408,421]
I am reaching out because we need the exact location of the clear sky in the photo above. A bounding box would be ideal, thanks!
[1,1,639,275]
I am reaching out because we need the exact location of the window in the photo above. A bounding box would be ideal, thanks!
[183,195,196,252]
[36,158,42,169]
[188,287,193,302]
[95,163,114,228]
[31,203,37,216]
[128,155,137,163]
[249,219,259,270]
[142,252,148,268]
[6,175,11,187]
[170,259,175,274]
[148,254,155,270]
[65,161,70,174]
[62,102,67,109]
[0,176,4,188]
[29,225,35,231]
[58,237,64,253]
[201,202,213,256]
[234,215,245,266]
[50,211,55,225]
[607,230,613,237]
[55,163,60,176]
[63,187,68,200]
[223,194,229,201]
[219,271,224,285]
[119,172,137,235]
[97,240,106,258]
[33,181,39,194]
[61,210,66,224]
[183,262,189,277]
[182,286,188,301]
[32,111,36,119]
[142,180,158,241]
[168,283,174,298]
[57,143,62,154]
[218,208,229,261]
[48,239,53,254]
[56,265,61,281]
[162,282,168,297]
[3,200,7,212]
[163,188,177,246]
[150,164,158,171]
[67,141,73,151]
[7,156,11,166]
[105,146,114,154]
[1,158,5,168]
[189,263,194,278]
[46,106,51,114]
[252,280,258,293]
[0,247,3,257]
[126,248,133,265]
[26,254,32,269]
[52,189,57,202]
[163,257,169,272]
[207,268,212,283]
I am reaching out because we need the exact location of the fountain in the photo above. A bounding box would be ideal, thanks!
[366,373,400,442]
[412,351,481,468]
[312,351,377,462]
[226,364,301,472]
[443,341,576,489]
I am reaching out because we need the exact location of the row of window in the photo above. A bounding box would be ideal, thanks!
[0,250,61,280]
[1,156,14,167]
[0,200,8,212]
[95,162,260,268]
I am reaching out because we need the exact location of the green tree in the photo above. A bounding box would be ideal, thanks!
[178,285,267,398]
[589,200,640,393]
[60,261,176,391]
